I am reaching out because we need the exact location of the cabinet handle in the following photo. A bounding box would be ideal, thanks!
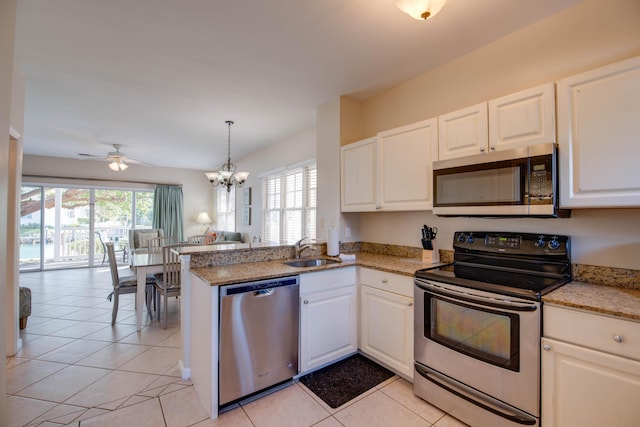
[490,145,495,151]
[480,147,485,152]
[613,335,624,343]
[408,302,413,307]
[543,344,551,351]
[382,279,388,284]
[375,205,381,210]
[303,300,309,304]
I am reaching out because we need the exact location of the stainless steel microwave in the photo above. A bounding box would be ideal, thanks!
[433,143,569,217]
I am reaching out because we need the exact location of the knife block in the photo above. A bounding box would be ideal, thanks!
[422,240,440,264]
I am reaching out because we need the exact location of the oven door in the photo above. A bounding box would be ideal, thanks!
[414,279,541,418]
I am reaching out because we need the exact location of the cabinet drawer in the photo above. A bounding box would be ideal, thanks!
[300,266,356,295]
[544,304,640,361]
[359,268,413,298]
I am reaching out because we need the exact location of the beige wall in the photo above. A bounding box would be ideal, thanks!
[234,126,316,243]
[360,0,640,136]
[338,0,640,270]
[1,0,18,420]
[22,155,215,238]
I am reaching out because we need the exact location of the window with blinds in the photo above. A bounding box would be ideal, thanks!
[262,163,316,244]
[215,187,235,231]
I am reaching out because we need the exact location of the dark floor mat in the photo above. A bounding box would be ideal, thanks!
[299,354,395,409]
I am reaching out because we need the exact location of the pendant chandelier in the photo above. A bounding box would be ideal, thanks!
[205,120,250,192]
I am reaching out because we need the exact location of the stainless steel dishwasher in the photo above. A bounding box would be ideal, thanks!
[219,276,299,406]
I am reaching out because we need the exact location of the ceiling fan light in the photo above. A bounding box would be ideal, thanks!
[109,159,127,171]
[394,0,447,20]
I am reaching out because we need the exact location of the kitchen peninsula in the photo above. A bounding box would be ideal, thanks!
[173,242,640,420]
[174,242,439,418]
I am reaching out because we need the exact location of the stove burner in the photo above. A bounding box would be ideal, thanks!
[415,231,571,300]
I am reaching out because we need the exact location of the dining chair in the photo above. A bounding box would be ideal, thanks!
[154,243,183,328]
[186,234,214,244]
[146,236,178,253]
[106,242,154,325]
[96,231,127,264]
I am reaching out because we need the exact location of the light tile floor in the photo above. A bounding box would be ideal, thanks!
[7,267,468,427]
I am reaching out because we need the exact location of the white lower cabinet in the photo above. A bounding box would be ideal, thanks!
[359,268,414,380]
[542,305,640,427]
[299,267,357,373]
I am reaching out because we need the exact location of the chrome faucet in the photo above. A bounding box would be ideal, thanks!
[294,237,313,258]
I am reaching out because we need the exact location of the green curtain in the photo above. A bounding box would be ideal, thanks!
[152,185,184,242]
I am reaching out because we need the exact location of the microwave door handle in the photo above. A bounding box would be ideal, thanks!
[415,280,538,312]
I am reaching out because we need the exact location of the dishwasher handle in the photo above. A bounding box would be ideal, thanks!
[253,289,274,297]
[220,276,299,296]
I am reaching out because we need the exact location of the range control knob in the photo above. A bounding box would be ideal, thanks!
[467,233,475,244]
[458,233,466,243]
[548,236,561,250]
[535,235,546,248]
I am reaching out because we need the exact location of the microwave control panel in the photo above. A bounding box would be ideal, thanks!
[529,156,553,203]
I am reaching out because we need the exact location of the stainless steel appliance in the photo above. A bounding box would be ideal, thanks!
[414,231,570,427]
[219,276,299,406]
[433,143,569,217]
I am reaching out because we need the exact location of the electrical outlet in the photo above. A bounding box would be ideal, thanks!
[345,227,351,238]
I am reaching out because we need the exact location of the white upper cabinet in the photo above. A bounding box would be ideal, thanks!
[341,137,378,212]
[377,118,438,211]
[341,118,437,212]
[438,103,488,160]
[557,56,640,208]
[488,83,556,150]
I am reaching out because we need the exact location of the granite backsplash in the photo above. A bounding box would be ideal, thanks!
[185,241,636,289]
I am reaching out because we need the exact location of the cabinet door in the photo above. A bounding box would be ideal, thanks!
[341,137,378,212]
[438,103,488,160]
[488,83,556,151]
[299,286,357,373]
[541,338,640,427]
[557,56,640,207]
[360,285,414,379]
[378,118,438,210]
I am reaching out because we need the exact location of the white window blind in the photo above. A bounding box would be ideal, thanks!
[214,187,235,231]
[262,163,316,244]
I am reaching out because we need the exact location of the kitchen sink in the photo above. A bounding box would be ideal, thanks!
[284,258,341,268]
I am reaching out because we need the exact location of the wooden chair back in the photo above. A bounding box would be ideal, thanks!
[186,234,214,244]
[146,236,177,253]
[105,242,120,288]
[160,244,183,289]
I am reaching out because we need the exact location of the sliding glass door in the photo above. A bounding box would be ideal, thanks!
[20,186,44,271]
[20,185,154,271]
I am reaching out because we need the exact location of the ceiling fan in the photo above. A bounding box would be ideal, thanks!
[78,144,150,171]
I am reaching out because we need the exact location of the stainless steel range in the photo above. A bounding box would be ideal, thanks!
[414,231,570,427]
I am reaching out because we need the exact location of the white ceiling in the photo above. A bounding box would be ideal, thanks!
[14,0,585,170]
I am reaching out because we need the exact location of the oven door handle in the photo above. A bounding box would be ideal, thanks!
[415,363,537,425]
[415,280,538,312]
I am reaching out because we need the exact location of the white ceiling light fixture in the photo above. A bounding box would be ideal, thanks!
[394,0,448,20]
[108,158,128,171]
[205,120,250,192]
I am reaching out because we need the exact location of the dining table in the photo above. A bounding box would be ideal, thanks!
[131,251,164,331]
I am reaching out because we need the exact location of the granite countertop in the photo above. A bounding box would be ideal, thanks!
[190,248,640,322]
[543,281,640,322]
[190,252,445,287]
